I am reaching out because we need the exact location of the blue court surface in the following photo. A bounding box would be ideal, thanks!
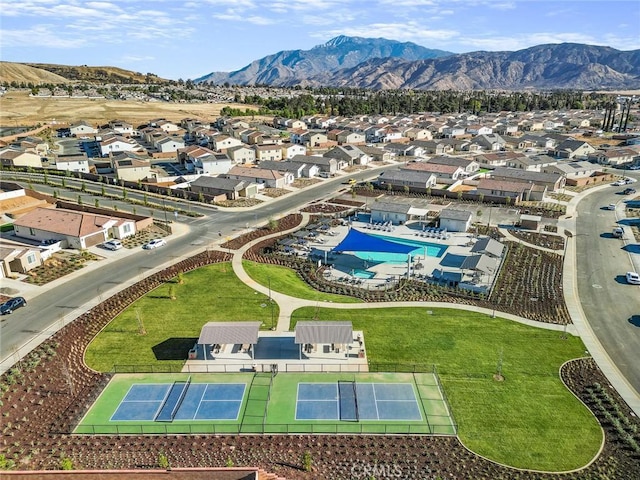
[295,382,422,421]
[111,382,246,422]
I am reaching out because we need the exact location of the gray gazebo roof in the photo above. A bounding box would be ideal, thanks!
[197,321,261,345]
[460,254,495,274]
[295,321,353,345]
[470,237,505,258]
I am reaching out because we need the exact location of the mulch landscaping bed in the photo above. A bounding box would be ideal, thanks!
[220,214,302,251]
[23,252,99,286]
[508,230,565,251]
[300,203,351,214]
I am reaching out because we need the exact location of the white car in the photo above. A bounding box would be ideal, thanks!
[142,238,166,250]
[612,180,625,186]
[629,165,640,171]
[103,239,123,251]
[625,177,637,183]
[626,271,640,285]
[607,204,616,211]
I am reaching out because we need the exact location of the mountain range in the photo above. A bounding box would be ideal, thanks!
[197,36,640,91]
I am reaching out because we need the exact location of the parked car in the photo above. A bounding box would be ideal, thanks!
[612,180,626,186]
[0,297,27,315]
[142,238,166,250]
[607,203,616,210]
[626,271,640,285]
[612,227,625,238]
[625,177,638,183]
[102,239,123,251]
[629,165,640,171]
[623,188,637,195]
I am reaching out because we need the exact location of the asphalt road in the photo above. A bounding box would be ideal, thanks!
[575,179,640,395]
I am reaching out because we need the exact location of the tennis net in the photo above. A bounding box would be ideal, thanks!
[338,380,359,422]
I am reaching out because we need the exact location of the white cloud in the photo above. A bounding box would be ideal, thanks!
[321,22,459,44]
[0,24,85,48]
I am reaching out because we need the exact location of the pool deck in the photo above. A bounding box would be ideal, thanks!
[309,218,499,292]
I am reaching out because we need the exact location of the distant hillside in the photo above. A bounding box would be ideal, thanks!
[314,43,640,90]
[196,35,453,86]
[0,62,69,85]
[0,62,168,85]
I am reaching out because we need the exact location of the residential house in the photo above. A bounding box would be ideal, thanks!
[211,134,243,152]
[324,145,372,166]
[226,145,256,165]
[377,169,437,191]
[301,132,329,147]
[253,144,283,162]
[69,121,98,137]
[505,155,558,172]
[0,244,42,277]
[108,120,134,136]
[474,151,526,168]
[114,157,152,182]
[11,136,49,156]
[0,147,42,168]
[465,125,493,136]
[148,119,181,134]
[55,154,90,173]
[336,130,366,145]
[282,144,306,159]
[190,176,258,200]
[99,135,140,157]
[475,179,532,204]
[290,155,338,175]
[490,167,565,191]
[442,126,466,138]
[401,162,464,185]
[225,166,288,188]
[493,123,519,136]
[544,160,603,186]
[553,139,596,159]
[404,128,432,141]
[358,145,394,162]
[472,134,506,151]
[587,148,638,166]
[427,156,480,174]
[13,207,136,249]
[412,140,453,155]
[259,160,319,179]
[155,135,185,153]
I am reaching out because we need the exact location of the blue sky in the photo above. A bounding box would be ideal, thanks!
[1,0,639,80]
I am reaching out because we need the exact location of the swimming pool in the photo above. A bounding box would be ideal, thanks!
[354,235,448,264]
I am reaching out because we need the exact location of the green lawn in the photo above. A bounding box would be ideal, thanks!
[242,260,362,303]
[85,263,279,372]
[291,307,602,471]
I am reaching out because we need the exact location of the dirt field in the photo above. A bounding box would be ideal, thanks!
[0,90,258,126]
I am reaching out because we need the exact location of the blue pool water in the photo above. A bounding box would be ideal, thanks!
[352,269,376,279]
[354,235,448,264]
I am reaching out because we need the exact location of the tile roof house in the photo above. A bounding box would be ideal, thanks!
[13,207,135,249]
[475,179,532,203]
[401,162,464,184]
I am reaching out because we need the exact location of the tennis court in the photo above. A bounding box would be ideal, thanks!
[295,382,422,421]
[111,380,246,422]
[76,372,456,435]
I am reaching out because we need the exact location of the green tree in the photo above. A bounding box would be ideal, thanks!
[94,199,100,208]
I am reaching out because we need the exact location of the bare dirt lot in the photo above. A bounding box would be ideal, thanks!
[0,90,257,125]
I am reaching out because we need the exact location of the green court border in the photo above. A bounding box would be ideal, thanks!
[76,372,456,435]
